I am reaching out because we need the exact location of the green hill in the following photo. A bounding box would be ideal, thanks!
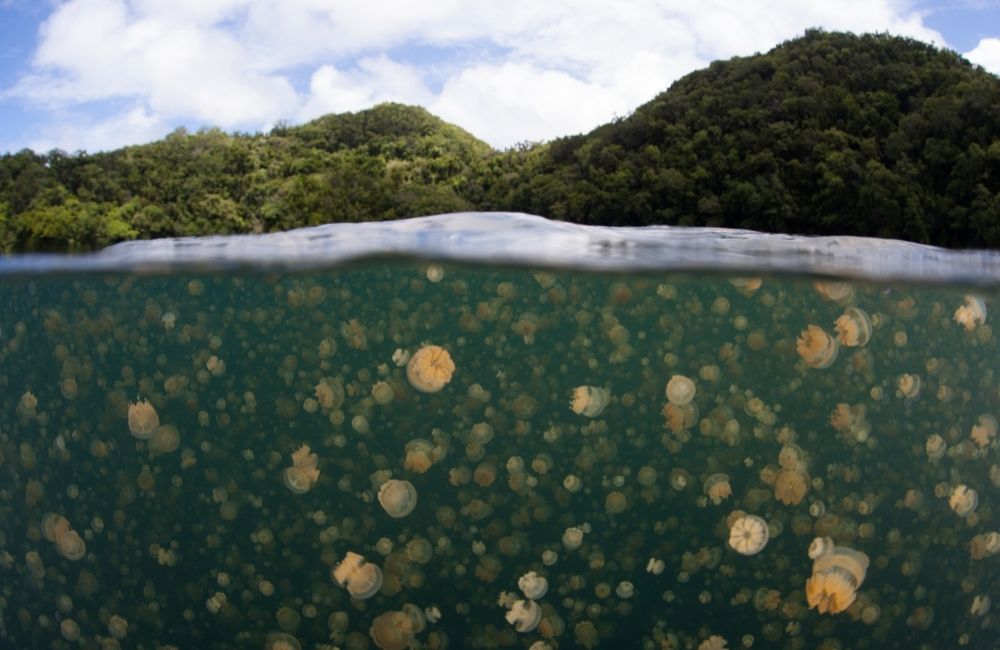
[1,29,999,252]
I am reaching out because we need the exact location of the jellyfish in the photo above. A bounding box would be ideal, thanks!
[897,373,921,399]
[562,527,584,550]
[127,399,160,439]
[406,345,455,393]
[332,551,383,600]
[796,325,839,368]
[925,434,947,462]
[518,571,548,600]
[403,439,437,474]
[505,599,542,633]
[264,631,302,650]
[665,375,696,405]
[57,530,87,561]
[369,610,417,650]
[569,386,610,418]
[703,474,732,505]
[773,468,809,506]
[813,281,855,305]
[147,425,180,456]
[949,485,978,517]
[970,415,997,448]
[805,537,869,614]
[834,307,872,347]
[378,479,418,518]
[728,514,769,555]
[604,491,628,514]
[283,445,320,494]
[954,295,987,331]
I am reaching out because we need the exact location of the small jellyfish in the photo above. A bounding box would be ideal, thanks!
[147,425,180,456]
[773,468,809,506]
[796,325,839,368]
[562,526,584,551]
[925,434,947,462]
[378,479,418,518]
[834,307,872,347]
[369,610,416,650]
[403,439,436,474]
[518,571,548,600]
[264,632,302,650]
[128,399,160,439]
[949,485,978,517]
[970,415,997,448]
[57,530,86,561]
[971,595,991,617]
[703,474,732,505]
[728,514,769,555]
[604,491,628,514]
[283,445,320,494]
[332,551,383,600]
[569,386,610,418]
[897,373,921,399]
[954,295,987,331]
[805,537,869,614]
[505,600,542,633]
[665,375,696,405]
[406,345,455,393]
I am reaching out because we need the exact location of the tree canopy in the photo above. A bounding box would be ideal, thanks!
[2,30,999,252]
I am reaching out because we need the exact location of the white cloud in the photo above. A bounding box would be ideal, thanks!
[966,37,1000,74]
[28,103,169,153]
[7,0,949,151]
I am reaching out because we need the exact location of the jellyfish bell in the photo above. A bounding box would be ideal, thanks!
[369,610,415,650]
[569,386,610,418]
[805,538,869,614]
[971,415,997,448]
[406,345,455,393]
[949,485,978,517]
[728,514,769,555]
[378,479,418,518]
[127,399,160,439]
[41,513,70,543]
[505,599,542,633]
[665,375,696,405]
[265,631,302,650]
[954,295,987,331]
[834,307,872,347]
[332,551,384,600]
[898,374,921,399]
[562,527,584,551]
[925,434,947,462]
[148,425,180,456]
[796,325,839,368]
[403,439,437,474]
[57,530,86,561]
[282,467,312,495]
[703,474,732,505]
[518,571,549,600]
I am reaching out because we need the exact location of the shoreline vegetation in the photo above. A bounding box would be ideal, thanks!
[1,29,998,253]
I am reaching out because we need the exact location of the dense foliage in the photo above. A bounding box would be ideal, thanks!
[2,30,999,252]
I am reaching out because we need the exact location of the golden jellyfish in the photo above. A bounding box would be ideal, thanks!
[703,474,732,505]
[698,636,728,650]
[925,434,947,462]
[834,307,872,347]
[773,468,809,506]
[796,325,839,368]
[404,538,433,564]
[406,345,455,393]
[283,445,320,494]
[949,485,978,517]
[562,526,584,550]
[332,551,383,600]
[127,399,160,439]
[605,491,628,514]
[665,375,696,405]
[378,479,418,518]
[662,401,699,432]
[505,600,542,633]
[813,280,855,305]
[954,295,987,331]
[403,438,437,474]
[728,514,769,555]
[970,415,997,448]
[41,513,70,543]
[805,537,869,614]
[518,571,549,600]
[57,530,86,561]
[264,631,302,650]
[147,425,180,456]
[369,611,415,650]
[569,386,610,418]
[897,373,921,399]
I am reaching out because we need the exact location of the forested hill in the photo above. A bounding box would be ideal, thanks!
[2,29,1000,252]
[483,29,1000,248]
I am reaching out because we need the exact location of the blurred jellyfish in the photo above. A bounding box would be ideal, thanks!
[406,345,455,393]
[518,572,548,600]
[703,474,732,505]
[665,375,696,405]
[954,295,987,331]
[570,386,610,418]
[949,485,978,517]
[925,434,947,462]
[897,374,921,399]
[283,445,320,495]
[128,399,160,439]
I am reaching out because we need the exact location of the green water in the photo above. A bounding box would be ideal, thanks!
[1,262,997,650]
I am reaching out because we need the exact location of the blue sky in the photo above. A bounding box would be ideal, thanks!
[1,0,998,154]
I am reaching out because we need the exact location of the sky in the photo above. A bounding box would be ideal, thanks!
[0,0,999,154]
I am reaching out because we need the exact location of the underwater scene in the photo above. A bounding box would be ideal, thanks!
[1,215,999,650]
